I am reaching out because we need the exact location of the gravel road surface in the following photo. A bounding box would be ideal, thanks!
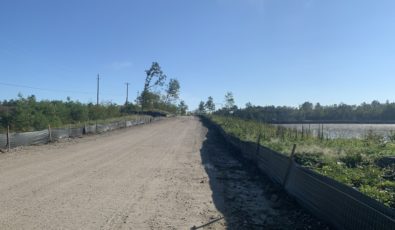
[0,117,328,229]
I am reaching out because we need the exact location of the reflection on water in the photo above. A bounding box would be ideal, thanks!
[276,124,395,139]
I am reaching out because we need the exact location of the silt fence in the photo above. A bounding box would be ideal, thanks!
[0,116,160,150]
[203,116,395,230]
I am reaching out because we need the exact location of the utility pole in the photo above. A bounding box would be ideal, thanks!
[96,74,100,106]
[125,82,130,105]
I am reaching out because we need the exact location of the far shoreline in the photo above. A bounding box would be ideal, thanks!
[269,121,395,124]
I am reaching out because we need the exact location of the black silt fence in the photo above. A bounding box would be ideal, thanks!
[203,116,395,230]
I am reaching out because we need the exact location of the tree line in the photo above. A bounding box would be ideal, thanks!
[234,101,395,123]
[197,93,395,123]
[0,62,188,132]
[0,95,121,132]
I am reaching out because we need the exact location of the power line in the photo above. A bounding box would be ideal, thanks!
[0,81,127,100]
[0,40,80,76]
[0,78,134,105]
[0,81,93,95]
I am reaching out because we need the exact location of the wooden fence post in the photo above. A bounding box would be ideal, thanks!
[48,124,52,142]
[7,125,10,152]
[282,144,297,187]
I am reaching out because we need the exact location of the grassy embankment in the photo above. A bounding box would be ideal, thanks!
[209,115,395,208]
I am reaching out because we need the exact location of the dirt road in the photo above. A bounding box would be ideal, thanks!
[0,117,220,229]
[0,117,328,229]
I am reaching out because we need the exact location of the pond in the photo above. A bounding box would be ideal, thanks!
[276,123,395,139]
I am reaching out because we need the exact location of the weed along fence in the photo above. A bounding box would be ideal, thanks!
[0,116,160,150]
[202,116,395,230]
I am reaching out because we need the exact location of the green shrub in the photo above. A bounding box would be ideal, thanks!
[360,185,394,207]
[340,153,363,168]
[294,152,326,168]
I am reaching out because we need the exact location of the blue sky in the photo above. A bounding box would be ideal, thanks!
[1,0,395,110]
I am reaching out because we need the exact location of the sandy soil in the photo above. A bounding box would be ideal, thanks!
[0,116,329,230]
[0,117,224,229]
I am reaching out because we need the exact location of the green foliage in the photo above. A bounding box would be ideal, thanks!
[120,103,140,114]
[340,153,364,168]
[197,101,206,114]
[177,100,188,115]
[227,100,395,123]
[166,78,180,103]
[205,96,215,113]
[0,95,126,132]
[138,62,182,113]
[69,101,89,122]
[224,92,236,110]
[136,90,179,114]
[360,184,394,207]
[209,115,395,208]
[294,152,326,168]
[138,90,161,111]
[216,92,238,115]
[144,62,167,91]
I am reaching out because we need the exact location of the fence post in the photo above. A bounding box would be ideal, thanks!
[256,131,262,155]
[48,124,52,142]
[318,124,321,140]
[7,125,10,152]
[282,144,297,187]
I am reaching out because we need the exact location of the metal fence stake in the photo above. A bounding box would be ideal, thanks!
[282,144,297,187]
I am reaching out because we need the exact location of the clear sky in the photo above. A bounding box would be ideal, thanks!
[1,0,395,110]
